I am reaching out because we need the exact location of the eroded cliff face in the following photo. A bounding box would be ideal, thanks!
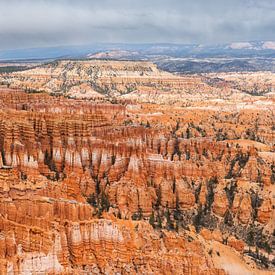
[0,62,274,274]
[2,60,274,107]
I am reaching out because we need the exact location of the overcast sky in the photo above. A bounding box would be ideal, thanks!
[0,0,274,50]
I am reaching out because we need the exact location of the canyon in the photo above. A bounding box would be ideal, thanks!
[0,60,274,274]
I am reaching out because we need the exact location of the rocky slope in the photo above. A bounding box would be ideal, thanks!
[0,60,274,107]
[0,60,173,99]
[0,60,274,274]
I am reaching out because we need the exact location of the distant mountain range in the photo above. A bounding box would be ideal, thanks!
[0,41,274,61]
[0,41,274,73]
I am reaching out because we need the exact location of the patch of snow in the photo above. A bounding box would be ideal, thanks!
[262,41,275,50]
[230,42,252,49]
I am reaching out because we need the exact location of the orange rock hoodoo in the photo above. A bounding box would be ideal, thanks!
[0,61,274,274]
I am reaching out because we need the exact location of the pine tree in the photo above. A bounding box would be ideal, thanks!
[149,211,155,228]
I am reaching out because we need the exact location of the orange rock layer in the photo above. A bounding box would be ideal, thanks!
[0,87,274,274]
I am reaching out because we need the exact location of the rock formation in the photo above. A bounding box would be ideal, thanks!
[0,60,274,274]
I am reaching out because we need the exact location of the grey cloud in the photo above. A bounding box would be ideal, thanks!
[0,0,274,50]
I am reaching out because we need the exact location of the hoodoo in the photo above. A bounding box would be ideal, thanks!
[0,59,274,273]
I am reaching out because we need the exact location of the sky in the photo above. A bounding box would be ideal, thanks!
[0,0,274,50]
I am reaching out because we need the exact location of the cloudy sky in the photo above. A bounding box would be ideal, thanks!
[0,0,274,50]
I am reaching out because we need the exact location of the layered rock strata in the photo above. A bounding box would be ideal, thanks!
[0,67,274,274]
